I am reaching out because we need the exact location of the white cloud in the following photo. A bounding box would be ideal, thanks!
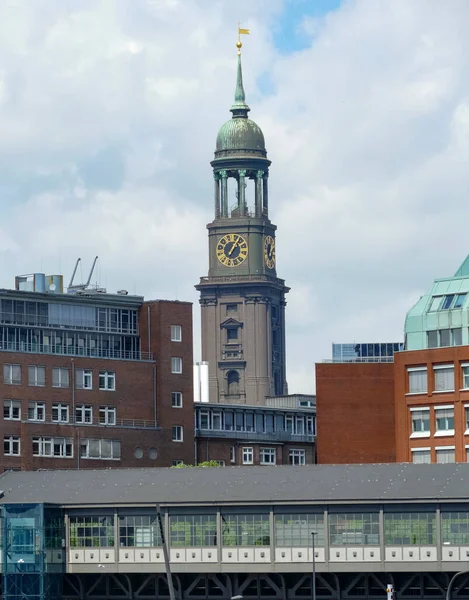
[0,0,468,391]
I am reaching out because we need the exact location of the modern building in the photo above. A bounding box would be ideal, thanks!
[0,270,194,471]
[195,42,289,406]
[332,342,403,363]
[194,394,316,466]
[2,463,469,600]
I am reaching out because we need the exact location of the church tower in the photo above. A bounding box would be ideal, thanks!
[196,40,289,405]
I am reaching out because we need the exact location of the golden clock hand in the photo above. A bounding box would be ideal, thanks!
[228,237,240,256]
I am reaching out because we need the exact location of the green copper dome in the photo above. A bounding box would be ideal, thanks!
[216,117,265,152]
[214,52,266,156]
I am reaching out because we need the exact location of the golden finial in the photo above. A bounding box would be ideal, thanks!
[237,21,250,55]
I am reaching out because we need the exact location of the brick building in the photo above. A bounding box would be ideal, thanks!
[0,271,194,471]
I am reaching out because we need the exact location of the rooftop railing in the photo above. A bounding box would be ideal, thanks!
[323,357,394,364]
[21,416,159,429]
[0,341,154,362]
[195,429,314,443]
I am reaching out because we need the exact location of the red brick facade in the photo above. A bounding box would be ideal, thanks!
[315,362,396,464]
[0,300,194,472]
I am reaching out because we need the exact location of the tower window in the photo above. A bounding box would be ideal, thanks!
[226,304,238,313]
[227,371,240,396]
[227,328,238,342]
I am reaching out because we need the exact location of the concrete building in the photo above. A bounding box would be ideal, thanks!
[2,463,469,600]
[194,394,316,466]
[0,270,194,471]
[195,44,289,405]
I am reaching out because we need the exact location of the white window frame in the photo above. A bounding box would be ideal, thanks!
[215,460,225,466]
[171,357,183,374]
[172,392,183,408]
[4,435,20,456]
[4,400,21,421]
[411,447,431,464]
[28,365,45,387]
[80,438,121,460]
[32,436,73,458]
[410,407,430,438]
[4,364,21,385]
[434,405,455,436]
[289,449,306,465]
[172,426,183,442]
[259,447,276,465]
[230,445,236,464]
[52,403,69,423]
[171,325,182,342]
[433,364,455,393]
[462,364,469,390]
[99,371,115,391]
[242,446,253,464]
[52,367,70,388]
[76,368,93,390]
[28,402,45,422]
[172,459,184,466]
[75,404,93,424]
[407,367,428,394]
[99,406,116,425]
[435,445,456,464]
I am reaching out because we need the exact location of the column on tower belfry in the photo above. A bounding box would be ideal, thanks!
[262,173,268,216]
[220,170,228,217]
[255,170,263,217]
[214,173,220,218]
[238,169,246,216]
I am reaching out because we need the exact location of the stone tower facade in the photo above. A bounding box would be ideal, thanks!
[196,49,289,405]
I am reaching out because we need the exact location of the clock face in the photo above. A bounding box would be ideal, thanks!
[264,235,276,269]
[216,234,248,267]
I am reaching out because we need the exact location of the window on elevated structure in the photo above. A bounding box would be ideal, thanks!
[329,513,380,546]
[69,515,114,547]
[275,513,325,547]
[383,512,436,545]
[170,515,217,547]
[119,515,162,547]
[407,367,427,394]
[221,514,270,546]
[441,512,469,545]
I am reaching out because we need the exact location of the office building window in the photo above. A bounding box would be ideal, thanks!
[429,296,443,312]
[411,408,430,436]
[434,365,454,392]
[275,514,325,546]
[466,447,469,462]
[384,513,436,545]
[28,365,45,387]
[80,439,121,460]
[452,328,463,346]
[4,364,21,385]
[427,331,438,348]
[4,435,20,456]
[4,400,21,421]
[69,516,114,547]
[462,365,469,389]
[33,437,73,458]
[408,367,427,393]
[260,448,276,465]
[76,368,92,390]
[99,406,116,426]
[75,405,93,424]
[119,515,162,547]
[436,446,455,464]
[289,449,306,465]
[329,513,380,546]
[172,426,183,442]
[171,325,182,342]
[212,411,222,430]
[411,448,431,464]
[52,367,69,388]
[28,402,45,422]
[52,403,69,423]
[222,514,270,546]
[227,328,238,342]
[99,371,115,391]
[170,515,217,547]
[435,407,455,434]
[171,357,182,374]
[172,392,183,408]
[242,447,253,464]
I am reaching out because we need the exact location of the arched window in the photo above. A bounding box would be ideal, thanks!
[227,370,240,396]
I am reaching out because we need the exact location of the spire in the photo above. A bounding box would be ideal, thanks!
[231,28,250,119]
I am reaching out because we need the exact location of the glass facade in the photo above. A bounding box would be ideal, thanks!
[384,512,436,545]
[170,515,217,547]
[441,512,469,545]
[222,514,270,546]
[275,513,324,546]
[329,513,380,546]
[332,342,403,363]
[119,515,162,547]
[69,515,114,547]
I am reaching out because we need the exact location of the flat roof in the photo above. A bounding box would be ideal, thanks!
[1,463,468,507]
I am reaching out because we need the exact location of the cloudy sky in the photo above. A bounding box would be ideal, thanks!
[1,0,469,392]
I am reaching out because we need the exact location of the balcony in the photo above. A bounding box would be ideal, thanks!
[0,341,154,362]
[195,428,314,443]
